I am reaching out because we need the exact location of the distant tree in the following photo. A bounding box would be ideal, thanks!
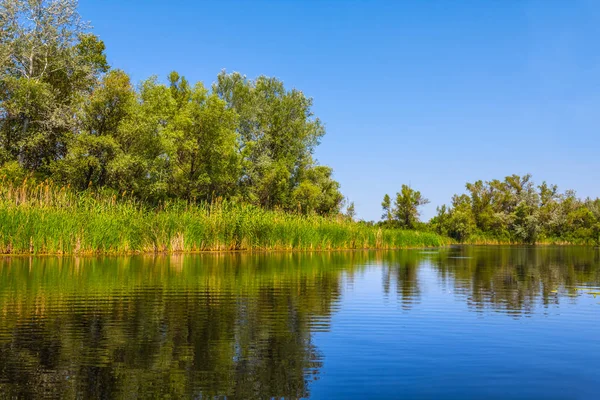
[393,185,429,229]
[345,201,356,221]
[431,174,600,245]
[381,194,393,223]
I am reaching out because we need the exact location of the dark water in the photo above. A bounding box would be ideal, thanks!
[0,247,599,399]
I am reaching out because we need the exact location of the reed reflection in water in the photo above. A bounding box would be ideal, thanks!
[0,247,598,399]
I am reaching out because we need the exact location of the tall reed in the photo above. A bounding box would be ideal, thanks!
[0,179,450,254]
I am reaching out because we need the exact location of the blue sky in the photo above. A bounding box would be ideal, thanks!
[79,0,600,221]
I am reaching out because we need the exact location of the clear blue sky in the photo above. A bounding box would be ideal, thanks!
[79,0,600,221]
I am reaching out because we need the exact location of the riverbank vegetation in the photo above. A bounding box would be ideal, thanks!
[380,185,430,230]
[2,1,598,252]
[380,175,600,245]
[381,175,600,245]
[0,180,449,254]
[0,0,343,216]
[0,1,451,254]
[429,174,600,245]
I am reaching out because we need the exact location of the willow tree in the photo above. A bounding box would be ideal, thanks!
[53,70,137,190]
[167,74,240,202]
[393,185,430,229]
[381,194,393,224]
[291,165,343,215]
[0,0,108,173]
[214,71,340,213]
[432,174,600,244]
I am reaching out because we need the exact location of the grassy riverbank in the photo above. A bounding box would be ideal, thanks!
[0,181,449,255]
[460,233,598,246]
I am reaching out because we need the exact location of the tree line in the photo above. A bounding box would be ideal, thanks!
[0,0,343,215]
[3,1,599,245]
[380,174,600,244]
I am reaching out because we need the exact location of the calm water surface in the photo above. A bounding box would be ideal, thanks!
[0,246,599,399]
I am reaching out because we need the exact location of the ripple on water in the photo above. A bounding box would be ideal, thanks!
[0,247,599,399]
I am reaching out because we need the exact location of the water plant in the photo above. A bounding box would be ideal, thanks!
[0,180,450,255]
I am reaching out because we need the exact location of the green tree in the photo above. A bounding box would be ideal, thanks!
[125,75,178,200]
[393,185,429,229]
[381,194,393,224]
[167,76,240,202]
[53,70,136,189]
[345,201,356,221]
[465,180,496,232]
[433,174,600,244]
[291,165,343,215]
[0,0,108,173]
[214,71,326,210]
[431,195,476,241]
[0,2,351,221]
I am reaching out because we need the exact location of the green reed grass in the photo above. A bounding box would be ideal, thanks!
[462,232,597,246]
[0,180,450,254]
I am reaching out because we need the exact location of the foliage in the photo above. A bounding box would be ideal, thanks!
[430,174,600,244]
[0,0,108,173]
[214,71,329,212]
[380,185,429,229]
[344,200,356,221]
[0,0,343,216]
[381,193,392,223]
[0,179,450,254]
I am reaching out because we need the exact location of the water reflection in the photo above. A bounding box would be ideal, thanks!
[0,247,598,398]
[0,253,370,399]
[430,246,600,315]
[380,251,422,309]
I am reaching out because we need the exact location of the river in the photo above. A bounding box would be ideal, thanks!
[0,246,598,399]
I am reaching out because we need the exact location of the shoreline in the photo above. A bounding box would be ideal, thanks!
[0,244,449,257]
[1,242,598,258]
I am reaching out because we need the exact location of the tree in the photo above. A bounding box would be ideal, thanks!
[431,174,600,244]
[0,0,108,173]
[393,185,429,229]
[124,75,178,200]
[166,76,240,202]
[0,2,346,217]
[345,201,356,221]
[431,195,477,241]
[53,70,136,189]
[465,180,495,232]
[381,194,392,223]
[291,165,343,215]
[214,71,326,210]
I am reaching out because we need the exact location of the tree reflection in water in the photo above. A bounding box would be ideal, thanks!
[0,247,599,398]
